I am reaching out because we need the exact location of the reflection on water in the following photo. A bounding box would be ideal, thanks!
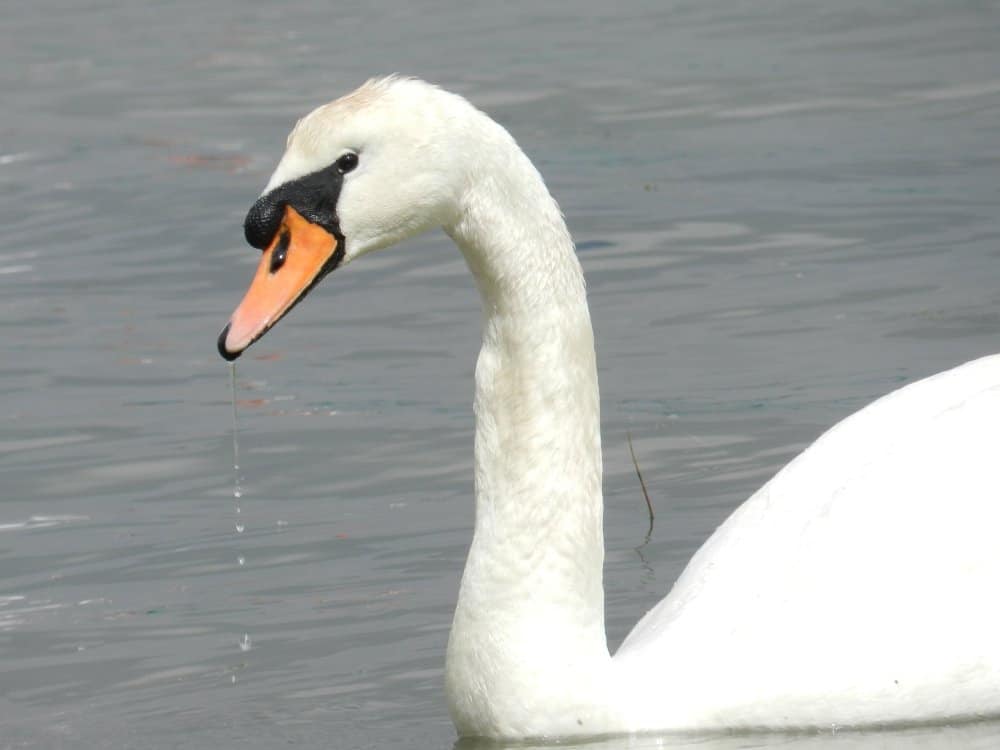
[2,0,999,747]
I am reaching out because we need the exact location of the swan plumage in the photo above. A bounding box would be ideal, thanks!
[218,76,1000,739]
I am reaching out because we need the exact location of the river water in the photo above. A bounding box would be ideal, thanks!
[2,1,999,748]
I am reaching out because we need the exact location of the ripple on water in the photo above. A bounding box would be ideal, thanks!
[3,1,1000,748]
[0,514,90,532]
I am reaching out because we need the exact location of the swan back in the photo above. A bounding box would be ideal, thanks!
[614,354,1000,729]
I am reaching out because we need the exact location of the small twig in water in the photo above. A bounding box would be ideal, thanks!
[627,431,654,542]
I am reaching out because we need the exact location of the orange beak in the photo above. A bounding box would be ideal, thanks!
[218,205,341,360]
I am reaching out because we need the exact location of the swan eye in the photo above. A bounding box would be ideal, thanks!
[336,152,358,174]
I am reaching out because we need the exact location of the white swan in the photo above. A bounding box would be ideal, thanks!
[218,76,1000,740]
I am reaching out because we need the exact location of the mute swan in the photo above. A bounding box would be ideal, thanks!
[217,76,1000,739]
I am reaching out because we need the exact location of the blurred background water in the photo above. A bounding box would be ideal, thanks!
[2,0,999,748]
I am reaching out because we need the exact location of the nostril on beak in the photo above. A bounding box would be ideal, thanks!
[270,230,291,274]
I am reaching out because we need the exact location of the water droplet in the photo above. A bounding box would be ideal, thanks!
[230,364,243,504]
[229,366,253,663]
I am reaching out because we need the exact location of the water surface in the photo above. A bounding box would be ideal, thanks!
[2,1,999,748]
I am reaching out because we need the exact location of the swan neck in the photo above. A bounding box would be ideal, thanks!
[443,133,616,736]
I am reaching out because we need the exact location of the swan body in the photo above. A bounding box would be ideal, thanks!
[218,76,1000,739]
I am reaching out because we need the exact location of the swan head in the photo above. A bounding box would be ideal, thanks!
[218,76,471,360]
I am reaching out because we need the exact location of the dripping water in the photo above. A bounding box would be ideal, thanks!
[230,363,243,513]
[229,364,251,660]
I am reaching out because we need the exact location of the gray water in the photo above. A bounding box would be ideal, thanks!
[3,1,1000,748]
